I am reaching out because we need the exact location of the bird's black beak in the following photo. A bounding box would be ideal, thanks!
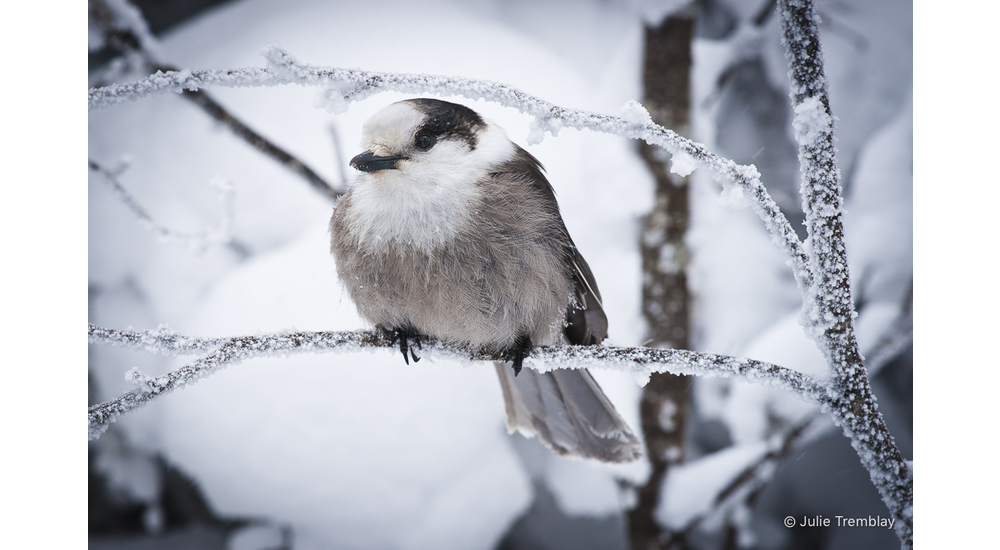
[350,151,409,172]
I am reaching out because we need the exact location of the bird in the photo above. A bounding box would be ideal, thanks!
[329,98,642,463]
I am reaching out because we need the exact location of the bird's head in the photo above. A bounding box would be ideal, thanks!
[349,98,513,189]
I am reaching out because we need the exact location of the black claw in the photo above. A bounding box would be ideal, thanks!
[397,330,412,365]
[410,338,422,363]
[505,334,533,377]
[381,326,422,365]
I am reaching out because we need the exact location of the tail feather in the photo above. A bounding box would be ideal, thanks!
[494,363,643,463]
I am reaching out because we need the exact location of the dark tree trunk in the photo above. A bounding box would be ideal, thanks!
[628,6,696,550]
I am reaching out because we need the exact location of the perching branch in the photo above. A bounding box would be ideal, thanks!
[88,324,832,442]
[778,0,912,546]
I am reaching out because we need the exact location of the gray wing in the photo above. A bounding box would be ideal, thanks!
[494,362,642,462]
[564,248,608,346]
[494,145,609,346]
[490,145,639,462]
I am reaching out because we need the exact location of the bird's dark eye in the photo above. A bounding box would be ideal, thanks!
[415,134,434,150]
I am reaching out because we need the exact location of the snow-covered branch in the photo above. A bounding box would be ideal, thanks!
[88,324,831,442]
[778,0,911,546]
[88,45,812,293]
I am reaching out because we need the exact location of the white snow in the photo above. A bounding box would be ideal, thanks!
[844,88,913,308]
[669,151,697,177]
[620,99,653,125]
[791,95,832,146]
[657,441,769,530]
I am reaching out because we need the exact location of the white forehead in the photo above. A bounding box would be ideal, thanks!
[360,102,424,151]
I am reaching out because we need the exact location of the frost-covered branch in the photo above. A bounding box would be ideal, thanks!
[89,0,341,200]
[88,45,812,292]
[88,324,831,442]
[778,0,911,546]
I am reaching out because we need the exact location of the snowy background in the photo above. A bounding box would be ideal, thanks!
[86,0,912,548]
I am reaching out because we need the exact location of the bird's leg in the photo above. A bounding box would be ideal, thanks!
[379,325,422,365]
[504,334,533,377]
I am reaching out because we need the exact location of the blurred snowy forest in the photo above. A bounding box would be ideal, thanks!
[88,0,912,549]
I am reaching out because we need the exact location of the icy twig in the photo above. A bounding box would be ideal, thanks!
[778,0,911,545]
[88,324,831,441]
[88,159,236,253]
[89,45,812,292]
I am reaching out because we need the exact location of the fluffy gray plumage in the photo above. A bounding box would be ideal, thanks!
[330,98,642,462]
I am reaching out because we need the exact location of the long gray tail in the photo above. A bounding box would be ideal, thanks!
[494,363,643,463]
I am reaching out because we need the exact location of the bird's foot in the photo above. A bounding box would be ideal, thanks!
[504,334,533,377]
[380,326,423,365]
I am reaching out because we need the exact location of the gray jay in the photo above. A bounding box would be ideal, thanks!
[330,98,642,463]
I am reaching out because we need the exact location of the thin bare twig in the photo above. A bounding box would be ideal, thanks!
[170,82,341,201]
[327,122,349,193]
[88,158,242,254]
[668,412,825,545]
[865,310,913,378]
[89,0,340,200]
